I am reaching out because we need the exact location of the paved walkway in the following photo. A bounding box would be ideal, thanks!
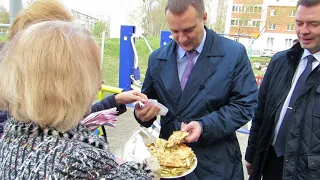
[106,108,250,179]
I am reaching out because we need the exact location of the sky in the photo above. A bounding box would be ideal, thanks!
[0,0,142,37]
[0,0,141,19]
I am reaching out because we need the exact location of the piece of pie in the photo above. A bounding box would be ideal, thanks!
[167,131,189,148]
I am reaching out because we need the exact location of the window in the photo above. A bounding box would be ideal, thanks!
[239,6,243,12]
[233,5,242,12]
[258,7,262,13]
[268,24,276,30]
[256,21,261,27]
[246,6,254,13]
[267,37,274,47]
[231,19,261,27]
[270,9,276,16]
[290,9,296,17]
[285,39,293,47]
[287,24,294,31]
[232,5,238,12]
[231,20,236,26]
[243,20,248,26]
[231,19,239,26]
[253,6,262,13]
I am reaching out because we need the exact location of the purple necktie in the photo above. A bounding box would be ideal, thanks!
[180,51,197,90]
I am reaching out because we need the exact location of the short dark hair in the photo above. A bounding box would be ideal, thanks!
[297,0,320,7]
[165,0,205,17]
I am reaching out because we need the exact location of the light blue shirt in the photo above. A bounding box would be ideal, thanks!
[177,30,206,81]
[272,49,320,145]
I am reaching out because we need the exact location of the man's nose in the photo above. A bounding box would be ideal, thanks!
[178,33,187,43]
[300,24,311,34]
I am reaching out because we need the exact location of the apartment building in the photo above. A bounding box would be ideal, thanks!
[228,0,263,36]
[223,0,298,55]
[71,9,99,31]
[261,5,297,52]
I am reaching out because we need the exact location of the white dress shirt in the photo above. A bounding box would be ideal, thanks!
[272,49,320,145]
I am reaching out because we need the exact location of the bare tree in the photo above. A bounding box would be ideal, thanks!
[130,0,168,37]
[211,0,228,34]
[26,0,35,5]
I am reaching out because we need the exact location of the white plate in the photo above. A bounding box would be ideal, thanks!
[161,157,198,179]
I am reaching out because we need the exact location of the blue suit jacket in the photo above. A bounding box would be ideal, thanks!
[135,27,258,180]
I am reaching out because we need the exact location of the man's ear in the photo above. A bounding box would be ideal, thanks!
[202,12,208,24]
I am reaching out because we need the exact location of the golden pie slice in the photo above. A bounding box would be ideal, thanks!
[167,131,189,148]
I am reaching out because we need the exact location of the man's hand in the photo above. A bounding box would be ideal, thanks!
[181,121,202,143]
[135,102,160,122]
[245,160,253,176]
[115,90,147,105]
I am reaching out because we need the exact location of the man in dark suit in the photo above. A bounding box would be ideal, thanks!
[134,0,258,179]
[245,0,320,179]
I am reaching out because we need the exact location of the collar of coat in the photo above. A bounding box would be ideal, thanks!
[155,26,225,60]
[286,42,304,68]
[3,118,109,151]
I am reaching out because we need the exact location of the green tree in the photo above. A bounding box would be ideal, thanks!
[0,6,9,34]
[93,21,107,38]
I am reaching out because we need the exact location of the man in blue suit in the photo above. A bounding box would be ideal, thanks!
[134,0,258,179]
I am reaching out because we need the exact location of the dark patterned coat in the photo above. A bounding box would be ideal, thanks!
[0,119,153,179]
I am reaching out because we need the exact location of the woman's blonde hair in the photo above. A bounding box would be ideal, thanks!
[9,0,73,39]
[0,21,101,132]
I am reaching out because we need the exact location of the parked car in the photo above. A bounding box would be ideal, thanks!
[261,49,277,57]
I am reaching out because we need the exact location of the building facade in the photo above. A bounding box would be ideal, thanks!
[71,9,98,31]
[222,0,298,56]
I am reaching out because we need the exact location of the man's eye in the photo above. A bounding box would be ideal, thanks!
[310,22,320,27]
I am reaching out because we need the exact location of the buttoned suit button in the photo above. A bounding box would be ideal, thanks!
[199,85,205,90]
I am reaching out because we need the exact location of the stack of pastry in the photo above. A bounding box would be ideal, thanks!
[146,131,196,177]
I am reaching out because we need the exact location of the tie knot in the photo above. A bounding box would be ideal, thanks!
[307,55,315,64]
[186,50,197,60]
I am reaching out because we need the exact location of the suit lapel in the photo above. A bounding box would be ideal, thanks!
[298,65,320,101]
[158,44,183,107]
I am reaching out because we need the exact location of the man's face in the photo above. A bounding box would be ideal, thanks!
[166,5,207,52]
[295,3,320,54]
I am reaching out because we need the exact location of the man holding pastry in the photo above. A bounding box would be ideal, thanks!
[134,0,258,179]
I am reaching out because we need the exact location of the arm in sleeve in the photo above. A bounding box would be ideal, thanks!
[134,57,158,128]
[60,145,153,179]
[245,57,274,163]
[197,45,258,144]
[91,94,127,115]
